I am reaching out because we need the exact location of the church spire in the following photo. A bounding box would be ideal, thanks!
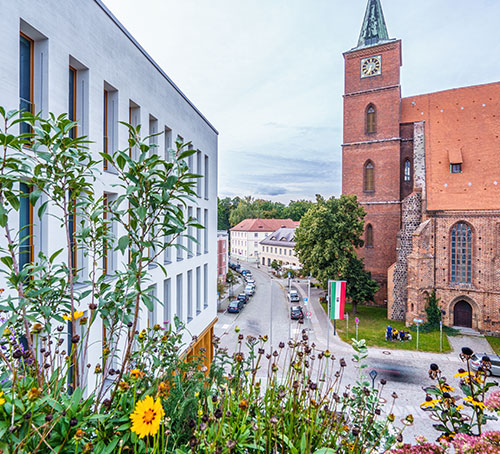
[357,0,390,49]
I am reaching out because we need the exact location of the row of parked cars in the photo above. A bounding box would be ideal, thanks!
[227,268,256,314]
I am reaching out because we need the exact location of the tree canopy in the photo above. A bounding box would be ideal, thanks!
[294,194,378,313]
[217,196,314,230]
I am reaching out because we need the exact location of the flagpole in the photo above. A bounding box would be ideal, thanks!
[327,280,331,351]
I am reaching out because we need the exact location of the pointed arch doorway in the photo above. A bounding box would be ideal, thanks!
[453,300,473,328]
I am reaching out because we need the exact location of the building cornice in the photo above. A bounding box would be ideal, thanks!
[360,200,401,205]
[342,137,401,147]
[344,84,400,98]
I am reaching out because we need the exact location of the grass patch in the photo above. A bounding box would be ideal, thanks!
[486,336,500,355]
[321,302,451,353]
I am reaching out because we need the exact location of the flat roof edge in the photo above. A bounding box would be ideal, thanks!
[94,0,219,135]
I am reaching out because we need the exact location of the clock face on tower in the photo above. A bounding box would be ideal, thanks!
[361,55,382,78]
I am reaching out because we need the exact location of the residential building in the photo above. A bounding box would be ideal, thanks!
[342,0,500,333]
[230,219,299,263]
[259,227,301,269]
[0,0,219,389]
[217,231,228,283]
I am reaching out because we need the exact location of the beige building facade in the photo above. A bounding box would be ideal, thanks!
[260,228,301,269]
[230,219,298,263]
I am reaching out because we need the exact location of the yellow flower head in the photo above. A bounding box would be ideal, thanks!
[438,383,455,393]
[420,399,440,408]
[0,391,5,406]
[454,370,470,378]
[464,396,486,410]
[63,311,84,321]
[27,387,42,401]
[130,369,145,379]
[130,395,165,439]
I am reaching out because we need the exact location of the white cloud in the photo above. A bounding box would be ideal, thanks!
[103,0,500,202]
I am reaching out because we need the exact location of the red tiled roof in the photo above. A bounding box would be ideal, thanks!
[230,218,299,232]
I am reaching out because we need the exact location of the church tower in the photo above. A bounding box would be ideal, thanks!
[342,0,402,305]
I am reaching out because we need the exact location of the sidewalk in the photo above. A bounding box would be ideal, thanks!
[218,276,245,312]
[290,279,465,364]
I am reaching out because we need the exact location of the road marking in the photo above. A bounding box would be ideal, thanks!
[221,324,230,330]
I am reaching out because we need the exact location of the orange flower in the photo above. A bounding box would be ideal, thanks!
[130,369,145,379]
[74,429,85,440]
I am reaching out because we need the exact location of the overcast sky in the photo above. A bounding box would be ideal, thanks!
[103,0,500,203]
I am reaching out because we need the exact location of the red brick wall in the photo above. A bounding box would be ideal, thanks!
[342,40,403,305]
[401,82,500,211]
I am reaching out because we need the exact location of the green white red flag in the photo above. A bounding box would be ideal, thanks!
[329,280,346,320]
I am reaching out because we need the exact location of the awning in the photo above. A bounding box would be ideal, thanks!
[448,149,463,164]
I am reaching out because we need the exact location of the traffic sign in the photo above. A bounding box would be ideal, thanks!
[304,297,308,304]
[306,311,312,318]
[413,318,423,324]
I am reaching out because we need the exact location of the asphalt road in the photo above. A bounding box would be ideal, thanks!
[214,264,500,443]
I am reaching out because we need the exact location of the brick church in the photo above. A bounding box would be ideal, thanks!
[342,0,500,334]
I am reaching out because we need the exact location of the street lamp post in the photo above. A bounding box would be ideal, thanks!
[270,277,274,352]
[440,309,446,352]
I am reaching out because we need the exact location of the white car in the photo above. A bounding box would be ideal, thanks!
[244,285,255,296]
[246,278,255,284]
[288,290,300,303]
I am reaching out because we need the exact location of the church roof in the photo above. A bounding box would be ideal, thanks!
[356,0,391,49]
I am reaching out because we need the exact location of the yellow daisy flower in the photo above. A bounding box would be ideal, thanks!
[454,371,470,378]
[0,391,5,405]
[464,396,486,410]
[130,395,165,439]
[420,399,440,408]
[438,383,455,392]
[63,311,84,321]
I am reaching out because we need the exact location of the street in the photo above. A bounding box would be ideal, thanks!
[215,263,500,442]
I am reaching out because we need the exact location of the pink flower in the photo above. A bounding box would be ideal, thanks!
[485,390,500,411]
[453,431,500,454]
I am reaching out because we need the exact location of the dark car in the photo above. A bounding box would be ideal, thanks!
[228,300,244,313]
[241,269,250,276]
[290,306,304,320]
[237,293,249,304]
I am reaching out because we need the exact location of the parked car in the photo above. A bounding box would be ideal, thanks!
[290,306,304,320]
[288,290,300,303]
[227,299,244,313]
[246,277,255,284]
[241,269,250,276]
[234,264,241,272]
[471,353,500,376]
[244,285,255,296]
[247,282,256,289]
[237,293,249,304]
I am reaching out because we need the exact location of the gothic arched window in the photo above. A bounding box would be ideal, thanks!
[365,224,373,248]
[450,222,472,284]
[404,159,412,182]
[364,161,375,192]
[366,104,376,134]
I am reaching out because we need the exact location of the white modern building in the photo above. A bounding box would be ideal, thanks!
[0,0,218,388]
[230,219,298,263]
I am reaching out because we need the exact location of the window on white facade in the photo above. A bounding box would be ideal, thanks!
[163,278,171,325]
[203,264,208,308]
[196,266,201,314]
[176,273,183,323]
[164,126,172,162]
[187,270,193,322]
[204,209,209,254]
[148,284,157,328]
[204,155,209,200]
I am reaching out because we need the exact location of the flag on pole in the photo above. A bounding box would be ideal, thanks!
[329,280,346,320]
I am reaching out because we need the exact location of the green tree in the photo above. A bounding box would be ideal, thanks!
[228,196,256,226]
[285,199,314,221]
[270,260,280,271]
[424,290,442,328]
[217,197,232,230]
[294,194,378,313]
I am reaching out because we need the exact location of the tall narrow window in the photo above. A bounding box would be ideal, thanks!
[103,194,109,275]
[204,209,209,253]
[103,90,109,170]
[68,67,77,139]
[196,266,201,314]
[204,155,209,200]
[196,208,201,255]
[404,159,411,182]
[163,278,171,324]
[176,273,183,322]
[19,33,34,135]
[187,270,193,322]
[68,193,77,274]
[451,222,472,284]
[203,264,208,309]
[19,183,33,271]
[365,224,373,248]
[366,104,376,134]
[364,161,375,192]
